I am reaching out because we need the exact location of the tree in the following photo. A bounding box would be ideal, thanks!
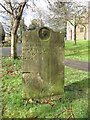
[46,1,67,32]
[0,22,5,43]
[65,2,88,45]
[47,0,88,45]
[28,18,44,30]
[0,0,28,58]
[32,18,44,28]
[19,18,27,42]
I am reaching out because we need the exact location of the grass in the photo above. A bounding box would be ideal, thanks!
[2,56,88,118]
[1,40,89,118]
[65,40,89,62]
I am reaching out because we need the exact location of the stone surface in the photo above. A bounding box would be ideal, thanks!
[22,27,64,99]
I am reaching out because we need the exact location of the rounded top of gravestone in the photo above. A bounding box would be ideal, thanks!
[39,27,50,40]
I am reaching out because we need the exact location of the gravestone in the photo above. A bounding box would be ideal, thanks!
[22,27,64,99]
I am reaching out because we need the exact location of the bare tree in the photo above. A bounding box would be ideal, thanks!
[0,0,28,58]
[46,0,67,32]
[47,0,88,45]
[65,2,88,45]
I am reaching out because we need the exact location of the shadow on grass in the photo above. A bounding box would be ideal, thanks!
[64,78,88,102]
[65,46,82,50]
[15,56,22,60]
[65,50,87,57]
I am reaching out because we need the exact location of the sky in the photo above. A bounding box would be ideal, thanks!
[23,0,49,27]
[0,0,89,30]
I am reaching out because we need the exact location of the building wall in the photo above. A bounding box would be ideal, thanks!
[67,21,88,40]
[76,25,85,40]
[67,21,74,40]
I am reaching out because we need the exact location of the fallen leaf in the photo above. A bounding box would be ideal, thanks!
[29,99,33,103]
[8,91,11,94]
[50,102,55,107]
[43,100,48,104]
[34,115,38,119]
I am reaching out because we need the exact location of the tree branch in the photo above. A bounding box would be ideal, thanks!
[0,2,12,15]
[7,0,14,18]
[16,1,27,19]
[66,18,74,26]
[12,1,27,33]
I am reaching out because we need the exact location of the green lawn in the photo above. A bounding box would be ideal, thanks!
[1,40,89,118]
[65,40,89,62]
[2,56,88,118]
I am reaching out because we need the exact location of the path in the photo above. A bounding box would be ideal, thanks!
[0,44,89,72]
[65,59,89,72]
[1,44,22,55]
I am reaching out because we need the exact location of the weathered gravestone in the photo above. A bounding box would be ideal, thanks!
[22,27,64,99]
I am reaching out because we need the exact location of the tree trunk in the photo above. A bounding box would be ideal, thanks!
[84,26,86,40]
[11,30,17,59]
[0,0,27,59]
[10,1,27,59]
[11,19,21,59]
[74,25,77,45]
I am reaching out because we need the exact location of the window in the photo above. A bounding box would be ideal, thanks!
[80,28,83,32]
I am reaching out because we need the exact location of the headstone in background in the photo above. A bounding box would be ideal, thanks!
[22,27,64,99]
